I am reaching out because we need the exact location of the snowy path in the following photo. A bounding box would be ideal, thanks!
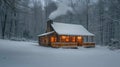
[0,39,120,67]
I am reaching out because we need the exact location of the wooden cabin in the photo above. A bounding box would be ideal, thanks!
[38,20,95,48]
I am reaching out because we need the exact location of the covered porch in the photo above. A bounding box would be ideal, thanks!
[50,35,95,48]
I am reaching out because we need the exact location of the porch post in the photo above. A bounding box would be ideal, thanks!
[56,35,59,42]
[86,36,89,42]
[91,36,94,42]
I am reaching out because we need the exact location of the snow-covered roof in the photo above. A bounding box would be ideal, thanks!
[38,31,54,37]
[51,22,94,36]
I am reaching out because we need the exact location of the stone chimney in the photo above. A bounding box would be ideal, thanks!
[46,19,53,32]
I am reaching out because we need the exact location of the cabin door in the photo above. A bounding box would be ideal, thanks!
[77,36,83,46]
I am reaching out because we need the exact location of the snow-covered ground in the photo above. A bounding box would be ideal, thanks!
[0,39,120,67]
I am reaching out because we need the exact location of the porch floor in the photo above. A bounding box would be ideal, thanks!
[51,42,95,48]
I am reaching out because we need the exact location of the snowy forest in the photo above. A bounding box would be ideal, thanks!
[0,0,120,47]
[1,0,120,67]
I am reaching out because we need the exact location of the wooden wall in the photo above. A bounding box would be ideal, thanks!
[39,33,95,48]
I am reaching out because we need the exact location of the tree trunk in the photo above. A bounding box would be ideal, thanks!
[2,13,7,39]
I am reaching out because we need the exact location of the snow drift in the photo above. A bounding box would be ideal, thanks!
[0,39,120,67]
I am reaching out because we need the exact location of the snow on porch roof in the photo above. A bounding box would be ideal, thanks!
[51,22,94,36]
[38,31,54,37]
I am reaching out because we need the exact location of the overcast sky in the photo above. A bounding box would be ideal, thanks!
[29,0,98,10]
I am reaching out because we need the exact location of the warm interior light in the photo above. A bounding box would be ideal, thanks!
[51,37,54,42]
[51,37,56,42]
[65,36,69,42]
[72,37,75,42]
[77,36,82,40]
[66,38,69,42]
[61,36,70,42]
[61,36,66,39]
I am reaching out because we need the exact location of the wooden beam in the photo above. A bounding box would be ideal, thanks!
[91,36,94,42]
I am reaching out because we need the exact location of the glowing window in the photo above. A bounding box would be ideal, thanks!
[77,36,82,42]
[71,37,76,42]
[77,36,82,40]
[50,37,56,42]
[66,36,69,42]
[61,36,66,39]
[61,36,70,42]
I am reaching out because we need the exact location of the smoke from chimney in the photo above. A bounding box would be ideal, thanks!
[49,1,74,20]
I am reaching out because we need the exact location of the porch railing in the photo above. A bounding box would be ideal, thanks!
[51,42,78,48]
[83,42,95,48]
[51,42,95,48]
